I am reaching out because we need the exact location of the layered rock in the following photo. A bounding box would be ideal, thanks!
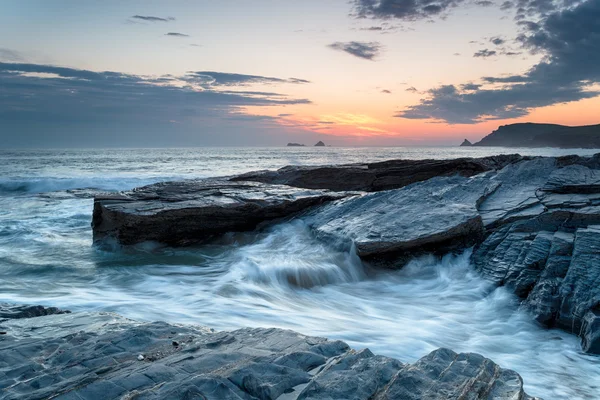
[306,174,498,266]
[472,157,600,354]
[0,308,537,400]
[231,154,529,192]
[92,179,345,246]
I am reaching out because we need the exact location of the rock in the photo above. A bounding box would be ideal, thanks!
[307,174,498,265]
[581,310,600,353]
[473,122,600,148]
[374,348,539,400]
[0,303,69,321]
[473,222,600,354]
[287,143,305,147]
[477,158,557,228]
[314,141,325,147]
[92,179,345,246]
[0,308,536,400]
[460,138,473,146]
[232,154,529,192]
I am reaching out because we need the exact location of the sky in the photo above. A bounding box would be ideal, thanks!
[1,0,599,147]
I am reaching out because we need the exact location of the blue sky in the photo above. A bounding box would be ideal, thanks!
[1,0,599,147]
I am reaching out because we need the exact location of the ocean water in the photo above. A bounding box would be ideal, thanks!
[1,146,600,399]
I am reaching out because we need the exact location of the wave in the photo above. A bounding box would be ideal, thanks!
[220,220,365,289]
[0,177,173,195]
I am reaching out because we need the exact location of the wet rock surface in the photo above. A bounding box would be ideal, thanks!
[92,179,345,246]
[0,309,537,400]
[231,154,529,192]
[307,174,498,265]
[472,155,600,354]
[0,304,69,321]
[90,153,600,353]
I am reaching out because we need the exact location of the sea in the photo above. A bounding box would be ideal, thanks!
[1,146,600,399]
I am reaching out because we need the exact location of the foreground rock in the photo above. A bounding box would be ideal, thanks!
[92,180,345,246]
[0,308,538,400]
[232,154,528,192]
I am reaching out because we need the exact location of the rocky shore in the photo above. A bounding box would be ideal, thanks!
[92,153,600,355]
[0,304,537,400]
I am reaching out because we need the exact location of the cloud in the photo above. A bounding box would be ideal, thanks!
[132,15,175,22]
[381,89,392,94]
[473,49,497,57]
[0,48,24,62]
[0,62,312,146]
[490,36,505,45]
[327,41,382,60]
[353,0,470,21]
[405,86,418,92]
[396,0,600,124]
[165,32,189,37]
[183,71,310,87]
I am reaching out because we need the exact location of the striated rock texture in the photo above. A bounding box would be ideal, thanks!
[90,153,600,353]
[92,179,345,246]
[306,174,498,266]
[0,309,537,400]
[472,155,600,354]
[232,154,529,192]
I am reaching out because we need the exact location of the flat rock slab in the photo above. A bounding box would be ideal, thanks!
[307,175,498,264]
[92,179,346,246]
[0,309,536,400]
[232,154,529,192]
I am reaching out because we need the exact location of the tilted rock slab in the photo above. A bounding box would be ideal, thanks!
[92,179,346,246]
[306,174,499,266]
[0,309,537,400]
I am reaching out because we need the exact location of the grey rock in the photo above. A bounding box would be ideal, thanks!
[375,348,538,400]
[92,179,345,246]
[232,154,529,192]
[460,138,473,147]
[556,227,600,333]
[308,175,498,265]
[581,311,600,354]
[0,310,536,400]
[477,158,557,228]
[0,304,69,321]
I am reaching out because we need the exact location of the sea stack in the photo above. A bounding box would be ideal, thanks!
[315,141,325,147]
[460,139,473,147]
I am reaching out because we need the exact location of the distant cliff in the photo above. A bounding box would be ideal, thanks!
[473,123,600,148]
[287,143,305,147]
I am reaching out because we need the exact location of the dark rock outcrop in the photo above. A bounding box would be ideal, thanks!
[232,154,529,192]
[473,122,600,148]
[472,155,600,353]
[92,179,345,246]
[314,141,325,147]
[460,139,473,146]
[287,143,305,147]
[0,304,69,321]
[0,309,537,400]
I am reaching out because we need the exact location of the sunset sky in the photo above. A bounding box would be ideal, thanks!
[1,0,599,147]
